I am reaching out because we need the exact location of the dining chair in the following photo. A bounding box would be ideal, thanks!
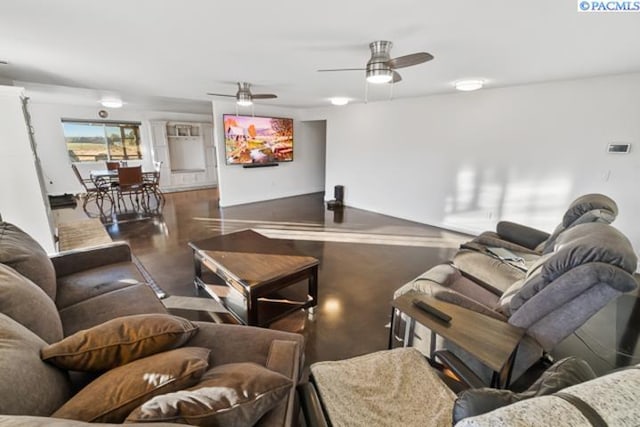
[115,166,145,211]
[71,164,112,209]
[106,161,120,171]
[143,161,164,208]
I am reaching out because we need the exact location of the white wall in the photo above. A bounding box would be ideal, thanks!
[0,86,55,252]
[28,101,212,195]
[212,101,326,207]
[301,73,640,253]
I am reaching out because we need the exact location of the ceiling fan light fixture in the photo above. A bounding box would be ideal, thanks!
[330,97,349,106]
[236,90,253,106]
[455,80,484,92]
[366,69,393,84]
[100,98,123,108]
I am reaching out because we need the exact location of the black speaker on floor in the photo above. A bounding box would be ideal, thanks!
[327,185,344,211]
[334,185,344,203]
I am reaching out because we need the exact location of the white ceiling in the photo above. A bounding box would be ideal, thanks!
[1,0,640,110]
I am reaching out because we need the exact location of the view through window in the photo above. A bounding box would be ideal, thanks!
[63,120,142,162]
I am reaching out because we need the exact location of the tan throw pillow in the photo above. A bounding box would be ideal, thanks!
[52,346,210,423]
[41,314,198,371]
[126,362,293,426]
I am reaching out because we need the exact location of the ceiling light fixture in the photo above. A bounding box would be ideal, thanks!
[366,69,393,84]
[100,98,123,108]
[330,97,349,106]
[454,80,484,92]
[236,90,253,107]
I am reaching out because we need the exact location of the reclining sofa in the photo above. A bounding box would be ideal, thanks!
[0,221,304,426]
[395,204,638,384]
[453,193,619,293]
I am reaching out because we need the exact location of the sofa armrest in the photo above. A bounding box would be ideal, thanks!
[261,340,304,427]
[186,322,305,376]
[298,382,330,427]
[50,242,132,278]
[496,221,550,251]
[471,232,540,255]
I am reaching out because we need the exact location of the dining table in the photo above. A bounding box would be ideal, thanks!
[89,168,162,212]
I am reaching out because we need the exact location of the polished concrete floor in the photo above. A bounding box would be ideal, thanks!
[58,188,640,378]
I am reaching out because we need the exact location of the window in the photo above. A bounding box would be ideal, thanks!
[63,120,142,162]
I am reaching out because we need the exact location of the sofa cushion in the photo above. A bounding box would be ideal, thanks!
[452,357,596,424]
[455,365,640,427]
[58,283,168,336]
[55,261,145,309]
[42,314,199,371]
[0,264,63,343]
[0,222,57,299]
[545,223,637,281]
[52,346,210,423]
[126,362,293,426]
[561,194,618,229]
[311,348,456,426]
[541,194,618,254]
[0,313,71,416]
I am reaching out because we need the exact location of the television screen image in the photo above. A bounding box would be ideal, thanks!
[223,115,294,165]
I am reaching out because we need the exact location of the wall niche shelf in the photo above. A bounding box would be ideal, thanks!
[149,120,217,192]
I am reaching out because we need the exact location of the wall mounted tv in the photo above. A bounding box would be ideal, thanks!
[223,114,294,165]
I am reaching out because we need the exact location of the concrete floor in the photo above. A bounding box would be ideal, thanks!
[56,187,640,380]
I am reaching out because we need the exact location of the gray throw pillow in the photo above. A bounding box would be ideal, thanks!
[0,313,71,416]
[0,222,57,299]
[452,357,596,424]
[0,264,63,343]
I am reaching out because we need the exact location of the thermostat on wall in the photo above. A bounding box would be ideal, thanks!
[607,143,631,154]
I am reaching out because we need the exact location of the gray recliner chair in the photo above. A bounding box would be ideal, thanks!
[395,222,638,385]
[453,193,619,294]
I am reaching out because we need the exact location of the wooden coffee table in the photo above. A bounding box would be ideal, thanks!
[189,229,319,327]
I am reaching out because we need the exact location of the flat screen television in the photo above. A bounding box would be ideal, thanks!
[223,114,294,165]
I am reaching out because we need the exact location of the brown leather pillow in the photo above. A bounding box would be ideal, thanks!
[126,362,293,426]
[52,346,210,423]
[41,314,198,371]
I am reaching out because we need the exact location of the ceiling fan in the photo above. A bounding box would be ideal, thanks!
[207,82,277,106]
[318,40,434,84]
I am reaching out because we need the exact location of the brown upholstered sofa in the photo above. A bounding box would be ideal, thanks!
[0,221,305,426]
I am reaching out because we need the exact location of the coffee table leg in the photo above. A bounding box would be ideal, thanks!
[309,265,318,308]
[403,318,416,347]
[193,251,203,292]
[388,307,397,349]
[247,291,260,326]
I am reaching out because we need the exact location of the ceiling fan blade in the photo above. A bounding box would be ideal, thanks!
[251,94,278,99]
[391,71,402,83]
[317,68,365,72]
[387,52,434,69]
[206,93,236,97]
